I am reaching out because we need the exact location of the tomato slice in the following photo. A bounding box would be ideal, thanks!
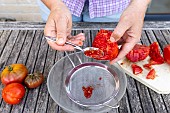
[143,64,152,70]
[131,64,143,75]
[146,69,156,80]
[149,42,164,64]
[126,44,150,62]
[149,59,163,65]
[163,44,170,64]
[92,29,119,60]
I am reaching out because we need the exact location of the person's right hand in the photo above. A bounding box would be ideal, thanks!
[44,1,85,51]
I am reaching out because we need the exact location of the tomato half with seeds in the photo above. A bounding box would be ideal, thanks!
[149,42,164,64]
[131,64,143,75]
[146,69,156,80]
[92,29,119,60]
[2,83,25,104]
[163,44,170,64]
[126,44,150,62]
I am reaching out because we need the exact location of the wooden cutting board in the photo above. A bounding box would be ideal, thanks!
[117,56,170,94]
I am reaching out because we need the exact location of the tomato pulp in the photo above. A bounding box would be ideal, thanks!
[82,86,94,99]
[84,49,103,59]
[90,29,119,60]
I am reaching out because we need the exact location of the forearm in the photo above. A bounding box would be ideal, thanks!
[41,0,62,10]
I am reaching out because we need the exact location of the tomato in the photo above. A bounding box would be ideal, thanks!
[92,29,119,60]
[149,42,164,64]
[126,44,150,62]
[1,64,28,85]
[24,72,44,88]
[163,44,170,64]
[2,83,25,104]
[143,64,152,70]
[146,69,156,80]
[131,64,143,75]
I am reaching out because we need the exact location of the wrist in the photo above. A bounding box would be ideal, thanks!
[50,0,64,11]
[41,0,63,11]
[131,0,151,8]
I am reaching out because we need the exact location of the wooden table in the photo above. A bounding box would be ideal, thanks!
[0,22,170,113]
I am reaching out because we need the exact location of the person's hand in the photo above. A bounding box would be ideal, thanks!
[44,1,85,51]
[110,0,150,64]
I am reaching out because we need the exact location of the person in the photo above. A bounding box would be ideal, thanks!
[38,0,151,64]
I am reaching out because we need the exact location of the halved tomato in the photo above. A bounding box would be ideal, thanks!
[92,29,119,60]
[146,69,156,80]
[149,42,164,64]
[163,44,170,64]
[131,64,143,75]
[126,44,150,62]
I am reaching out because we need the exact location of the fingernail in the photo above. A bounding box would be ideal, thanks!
[57,38,64,44]
[110,37,116,42]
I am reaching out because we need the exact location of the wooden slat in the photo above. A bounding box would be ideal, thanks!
[161,30,170,44]
[35,46,57,113]
[21,30,44,113]
[0,30,11,58]
[118,91,131,113]
[10,30,37,113]
[125,76,143,113]
[47,50,64,113]
[46,96,59,113]
[82,30,91,48]
[0,30,20,113]
[132,31,156,113]
[0,30,3,38]
[58,107,67,113]
[6,30,27,65]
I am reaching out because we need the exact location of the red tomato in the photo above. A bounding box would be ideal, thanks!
[126,44,150,62]
[146,69,156,80]
[131,64,143,75]
[1,64,28,85]
[143,64,152,70]
[163,44,170,64]
[2,83,25,104]
[92,29,119,60]
[149,42,164,64]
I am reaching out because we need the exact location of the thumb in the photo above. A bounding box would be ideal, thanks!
[56,18,68,45]
[110,17,131,42]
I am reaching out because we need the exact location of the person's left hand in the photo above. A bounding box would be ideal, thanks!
[110,0,150,64]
